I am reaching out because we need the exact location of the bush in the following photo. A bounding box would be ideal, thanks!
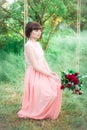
[0,50,25,84]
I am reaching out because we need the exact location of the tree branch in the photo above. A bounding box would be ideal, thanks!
[43,6,59,24]
[0,5,24,26]
[28,1,42,23]
[8,26,24,38]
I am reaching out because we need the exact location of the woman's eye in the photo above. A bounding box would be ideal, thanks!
[36,30,41,32]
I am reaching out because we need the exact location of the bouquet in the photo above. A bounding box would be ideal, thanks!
[61,70,83,95]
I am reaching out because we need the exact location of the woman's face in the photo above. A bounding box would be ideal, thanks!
[30,29,42,39]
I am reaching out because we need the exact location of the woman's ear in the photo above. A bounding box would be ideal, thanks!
[30,32,32,38]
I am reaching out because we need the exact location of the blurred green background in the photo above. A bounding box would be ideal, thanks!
[0,0,87,130]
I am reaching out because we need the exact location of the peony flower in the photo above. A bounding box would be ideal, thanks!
[61,70,83,95]
[61,85,65,89]
[71,77,79,84]
[73,90,79,94]
[74,72,79,76]
[67,83,72,88]
[65,74,72,80]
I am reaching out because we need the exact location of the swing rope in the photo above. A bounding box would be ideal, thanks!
[76,0,87,78]
[24,0,28,69]
[24,0,28,44]
[76,0,81,72]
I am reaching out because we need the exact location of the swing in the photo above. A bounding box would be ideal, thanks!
[24,0,85,94]
[24,0,81,72]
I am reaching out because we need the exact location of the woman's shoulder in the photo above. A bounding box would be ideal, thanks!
[24,41,34,49]
[24,40,43,52]
[25,41,32,46]
[37,41,42,47]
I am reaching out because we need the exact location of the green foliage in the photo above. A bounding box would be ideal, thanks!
[0,0,24,47]
[0,0,87,52]
[0,31,24,53]
[63,0,77,22]
[28,0,67,23]
[0,50,25,84]
[44,28,76,71]
[3,37,24,54]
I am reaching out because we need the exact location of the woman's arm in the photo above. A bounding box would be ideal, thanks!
[43,57,51,72]
[25,44,54,77]
[43,57,59,78]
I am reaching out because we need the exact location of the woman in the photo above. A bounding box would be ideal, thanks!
[18,21,62,120]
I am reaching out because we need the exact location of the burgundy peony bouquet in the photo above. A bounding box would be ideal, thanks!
[61,70,83,95]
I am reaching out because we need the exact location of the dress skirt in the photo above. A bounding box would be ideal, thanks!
[18,64,62,120]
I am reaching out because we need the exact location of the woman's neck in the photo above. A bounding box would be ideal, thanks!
[29,38,37,43]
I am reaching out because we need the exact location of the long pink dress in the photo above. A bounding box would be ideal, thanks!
[18,41,62,120]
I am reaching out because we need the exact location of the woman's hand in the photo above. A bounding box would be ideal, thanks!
[51,72,59,82]
[51,72,59,77]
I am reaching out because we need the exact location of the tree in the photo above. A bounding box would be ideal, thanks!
[62,0,77,31]
[0,0,86,50]
[0,0,24,48]
[27,0,67,50]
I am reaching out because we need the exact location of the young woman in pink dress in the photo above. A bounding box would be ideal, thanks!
[18,21,62,120]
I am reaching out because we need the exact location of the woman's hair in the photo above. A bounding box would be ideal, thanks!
[25,21,42,38]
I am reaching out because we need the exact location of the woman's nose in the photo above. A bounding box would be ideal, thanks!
[38,30,41,33]
[38,30,41,34]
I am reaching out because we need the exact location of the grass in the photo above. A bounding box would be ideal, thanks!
[0,30,87,130]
